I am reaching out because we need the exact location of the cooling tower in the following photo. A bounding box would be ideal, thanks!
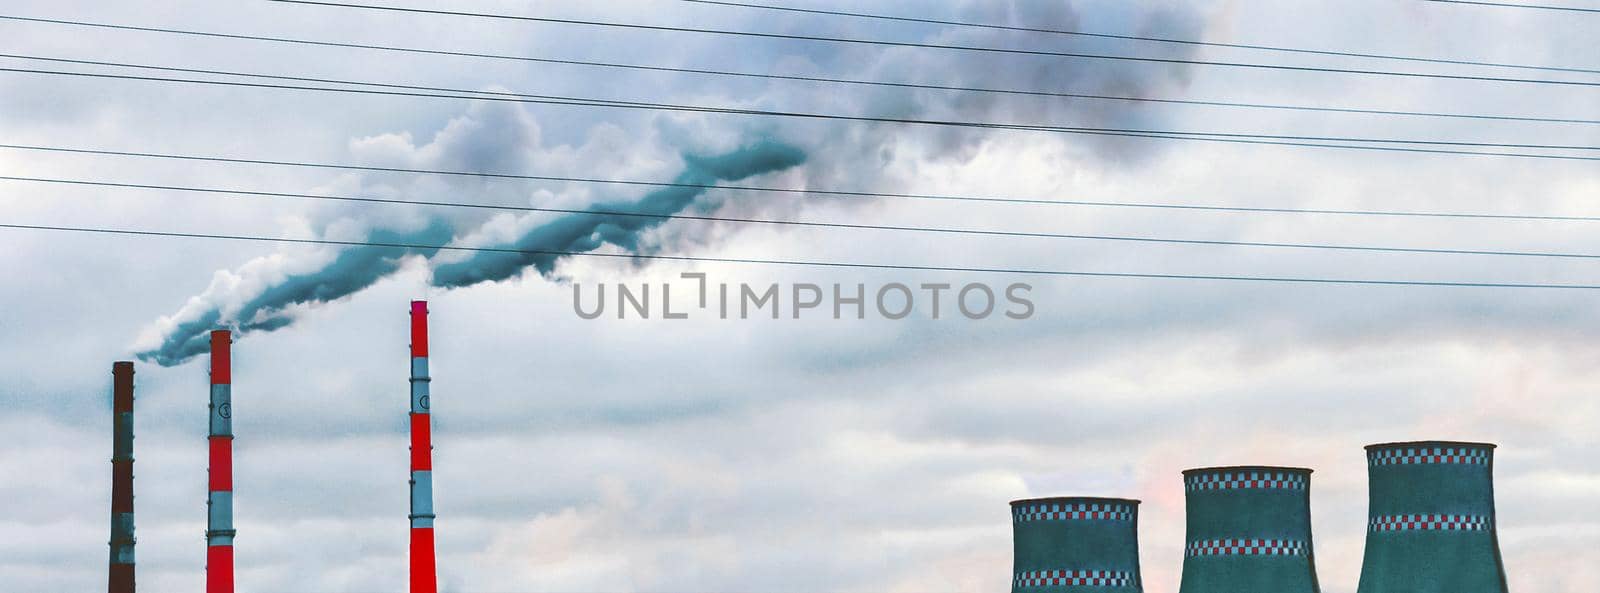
[1356,441,1508,593]
[409,300,437,593]
[108,361,135,593]
[206,330,235,593]
[1178,466,1320,593]
[1010,497,1143,591]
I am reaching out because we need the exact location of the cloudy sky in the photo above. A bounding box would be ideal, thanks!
[2,0,1597,591]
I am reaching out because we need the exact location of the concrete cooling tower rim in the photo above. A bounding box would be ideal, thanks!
[1364,440,1497,451]
[1010,496,1142,506]
[1182,465,1313,476]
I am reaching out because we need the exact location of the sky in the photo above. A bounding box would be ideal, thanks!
[1,0,1597,591]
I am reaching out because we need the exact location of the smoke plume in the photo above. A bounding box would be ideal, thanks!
[430,140,805,288]
[135,222,453,366]
[133,0,1197,367]
[134,136,805,367]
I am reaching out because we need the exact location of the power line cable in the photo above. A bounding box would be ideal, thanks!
[682,0,1600,75]
[1,27,1591,126]
[5,222,1600,289]
[10,174,1600,260]
[259,0,1600,87]
[4,66,1597,161]
[6,56,1596,151]
[1421,0,1600,13]
[6,142,1599,222]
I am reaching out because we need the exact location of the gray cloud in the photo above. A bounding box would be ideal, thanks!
[2,0,1597,592]
[131,0,1199,369]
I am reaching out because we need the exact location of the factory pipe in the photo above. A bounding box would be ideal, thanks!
[410,301,437,593]
[108,361,136,593]
[1178,466,1320,593]
[1010,496,1143,591]
[1356,441,1508,593]
[206,330,235,593]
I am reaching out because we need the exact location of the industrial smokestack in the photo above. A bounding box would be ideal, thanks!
[409,301,437,593]
[206,330,235,593]
[1178,466,1320,593]
[1356,441,1508,593]
[1010,497,1143,591]
[108,361,136,593]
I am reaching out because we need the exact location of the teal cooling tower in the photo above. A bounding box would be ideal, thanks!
[1356,441,1508,593]
[1177,466,1320,593]
[1010,497,1143,592]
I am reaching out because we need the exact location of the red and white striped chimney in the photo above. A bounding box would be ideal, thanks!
[409,301,437,592]
[206,330,235,593]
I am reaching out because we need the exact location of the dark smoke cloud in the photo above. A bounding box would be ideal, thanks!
[136,138,804,367]
[134,0,1191,368]
[734,0,1204,219]
[430,139,806,288]
[138,221,453,366]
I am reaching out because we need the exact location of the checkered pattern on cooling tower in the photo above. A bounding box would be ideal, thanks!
[1185,538,1309,557]
[1013,501,1137,523]
[1185,470,1308,492]
[1014,569,1136,588]
[1369,514,1492,532]
[1368,445,1491,466]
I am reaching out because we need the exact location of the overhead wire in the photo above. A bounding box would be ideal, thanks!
[0,6,1594,289]
[257,0,1600,87]
[0,22,1591,125]
[5,141,1599,222]
[1421,0,1600,14]
[8,174,1600,260]
[0,8,1594,300]
[2,56,1595,151]
[7,51,1594,127]
[5,222,1600,289]
[3,65,1597,161]
[680,0,1600,75]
